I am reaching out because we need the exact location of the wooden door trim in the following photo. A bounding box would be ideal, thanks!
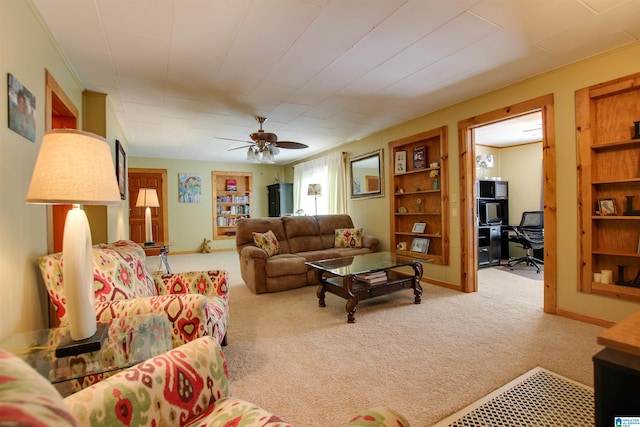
[129,168,169,242]
[458,94,557,314]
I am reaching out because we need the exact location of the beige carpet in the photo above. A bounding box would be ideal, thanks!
[154,252,604,427]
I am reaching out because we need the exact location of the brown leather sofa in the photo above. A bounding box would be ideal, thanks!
[235,215,379,293]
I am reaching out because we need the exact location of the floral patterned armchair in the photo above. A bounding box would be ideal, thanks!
[0,337,410,427]
[38,240,228,347]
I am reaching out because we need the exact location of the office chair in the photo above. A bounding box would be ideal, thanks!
[506,211,544,273]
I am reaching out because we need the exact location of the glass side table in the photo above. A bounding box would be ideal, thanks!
[140,242,172,273]
[0,314,172,396]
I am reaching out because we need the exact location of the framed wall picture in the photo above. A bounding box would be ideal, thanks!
[179,173,202,203]
[410,237,430,253]
[411,222,426,233]
[413,146,426,169]
[394,150,406,174]
[115,139,126,200]
[7,73,36,142]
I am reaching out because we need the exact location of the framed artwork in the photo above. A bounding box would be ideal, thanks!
[410,237,430,253]
[397,241,407,251]
[115,139,126,200]
[394,150,406,174]
[411,222,426,233]
[179,173,202,203]
[598,198,616,215]
[7,73,36,142]
[413,146,426,169]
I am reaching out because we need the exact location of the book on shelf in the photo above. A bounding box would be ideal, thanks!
[225,179,237,191]
[356,271,387,283]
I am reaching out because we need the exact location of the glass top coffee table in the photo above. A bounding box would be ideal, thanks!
[306,252,427,323]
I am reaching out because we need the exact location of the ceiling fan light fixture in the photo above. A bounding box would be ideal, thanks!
[247,147,256,161]
[265,149,275,164]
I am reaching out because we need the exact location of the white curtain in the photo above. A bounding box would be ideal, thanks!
[293,152,346,215]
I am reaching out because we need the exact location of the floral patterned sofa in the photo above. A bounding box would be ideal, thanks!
[0,337,410,427]
[38,240,229,347]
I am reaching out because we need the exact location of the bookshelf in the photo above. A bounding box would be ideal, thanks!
[212,171,252,240]
[389,126,449,265]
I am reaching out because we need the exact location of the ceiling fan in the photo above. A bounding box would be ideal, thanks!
[219,116,308,163]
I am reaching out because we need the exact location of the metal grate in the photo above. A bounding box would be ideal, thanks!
[446,369,593,427]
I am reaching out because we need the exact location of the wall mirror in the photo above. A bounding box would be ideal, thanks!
[350,149,384,200]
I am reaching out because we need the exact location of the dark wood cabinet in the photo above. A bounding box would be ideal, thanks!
[476,180,508,267]
[478,225,501,267]
[267,183,293,217]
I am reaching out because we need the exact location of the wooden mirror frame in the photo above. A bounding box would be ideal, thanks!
[350,149,384,200]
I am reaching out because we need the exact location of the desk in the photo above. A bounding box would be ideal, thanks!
[141,242,171,273]
[0,314,172,396]
[593,311,640,426]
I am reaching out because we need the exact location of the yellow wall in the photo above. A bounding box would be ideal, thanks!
[127,157,285,252]
[290,42,640,323]
[0,0,83,339]
[3,0,639,342]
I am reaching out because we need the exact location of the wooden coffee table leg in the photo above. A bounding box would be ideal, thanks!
[346,298,358,323]
[317,284,326,307]
[412,261,424,304]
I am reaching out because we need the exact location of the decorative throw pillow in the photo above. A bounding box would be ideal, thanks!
[253,230,280,256]
[334,228,363,248]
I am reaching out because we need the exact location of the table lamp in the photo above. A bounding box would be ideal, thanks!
[26,129,121,356]
[136,188,159,245]
[308,183,322,216]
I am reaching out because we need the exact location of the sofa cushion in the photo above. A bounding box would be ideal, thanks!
[283,216,323,253]
[334,228,363,248]
[264,254,308,277]
[0,350,78,426]
[253,230,280,256]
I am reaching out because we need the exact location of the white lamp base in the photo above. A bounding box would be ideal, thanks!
[62,206,97,341]
[144,206,154,245]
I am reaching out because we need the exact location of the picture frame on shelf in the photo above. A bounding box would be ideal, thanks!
[397,241,407,251]
[413,146,426,170]
[598,198,617,215]
[394,150,406,174]
[410,237,430,254]
[411,222,426,233]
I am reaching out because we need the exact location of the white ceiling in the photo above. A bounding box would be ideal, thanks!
[31,0,640,164]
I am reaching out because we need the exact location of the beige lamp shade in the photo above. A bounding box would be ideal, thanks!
[136,188,160,207]
[26,129,121,205]
[308,183,322,197]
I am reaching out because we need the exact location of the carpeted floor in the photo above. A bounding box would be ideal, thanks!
[432,367,593,426]
[153,252,603,427]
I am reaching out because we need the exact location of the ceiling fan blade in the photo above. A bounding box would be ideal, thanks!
[216,136,252,144]
[227,144,253,152]
[276,141,308,149]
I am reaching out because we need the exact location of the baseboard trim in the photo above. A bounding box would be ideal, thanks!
[555,307,615,328]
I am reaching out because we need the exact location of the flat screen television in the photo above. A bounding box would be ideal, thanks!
[479,201,502,225]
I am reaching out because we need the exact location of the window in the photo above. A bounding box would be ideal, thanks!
[293,152,346,215]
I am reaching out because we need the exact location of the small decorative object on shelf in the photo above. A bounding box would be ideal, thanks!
[397,241,407,250]
[395,150,406,174]
[597,198,617,215]
[430,169,439,190]
[410,237,430,253]
[413,146,426,169]
[398,206,408,214]
[416,198,423,212]
[616,265,640,288]
[633,121,640,139]
[411,222,426,233]
[624,196,640,216]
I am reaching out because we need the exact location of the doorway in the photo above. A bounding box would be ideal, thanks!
[458,94,557,314]
[128,169,169,244]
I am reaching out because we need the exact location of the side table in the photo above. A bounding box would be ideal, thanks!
[594,310,640,426]
[0,314,172,396]
[140,242,172,273]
